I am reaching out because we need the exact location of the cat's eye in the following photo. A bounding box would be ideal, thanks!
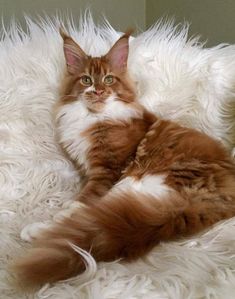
[104,75,114,85]
[80,75,92,86]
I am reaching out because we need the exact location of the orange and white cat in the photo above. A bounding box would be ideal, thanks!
[55,30,155,205]
[12,30,235,289]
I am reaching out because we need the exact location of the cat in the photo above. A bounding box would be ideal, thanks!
[12,30,235,289]
[54,29,156,205]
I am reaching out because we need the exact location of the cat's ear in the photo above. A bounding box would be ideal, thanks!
[105,30,133,71]
[60,29,87,75]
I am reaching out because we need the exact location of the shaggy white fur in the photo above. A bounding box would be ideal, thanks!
[1,13,235,299]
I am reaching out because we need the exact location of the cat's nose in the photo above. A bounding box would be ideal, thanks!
[93,89,104,96]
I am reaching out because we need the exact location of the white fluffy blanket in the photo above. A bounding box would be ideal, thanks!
[1,15,235,299]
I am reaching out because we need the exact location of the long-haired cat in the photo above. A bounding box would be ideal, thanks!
[55,29,155,205]
[12,30,235,289]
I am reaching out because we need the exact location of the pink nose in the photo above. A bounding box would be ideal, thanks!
[93,90,104,96]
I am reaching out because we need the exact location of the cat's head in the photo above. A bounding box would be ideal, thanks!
[60,29,136,112]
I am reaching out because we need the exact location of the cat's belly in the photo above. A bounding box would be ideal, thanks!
[109,174,173,199]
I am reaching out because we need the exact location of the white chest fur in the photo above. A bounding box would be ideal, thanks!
[56,96,143,171]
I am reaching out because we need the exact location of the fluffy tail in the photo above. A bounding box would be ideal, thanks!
[12,191,235,289]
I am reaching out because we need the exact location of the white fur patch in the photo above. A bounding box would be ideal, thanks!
[85,85,95,92]
[111,174,172,199]
[56,100,95,170]
[20,222,52,242]
[102,95,143,120]
[56,95,143,170]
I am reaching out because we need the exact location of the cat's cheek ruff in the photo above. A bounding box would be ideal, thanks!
[102,94,143,120]
[108,174,173,199]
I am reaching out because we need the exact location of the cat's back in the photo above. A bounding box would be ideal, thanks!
[133,118,235,175]
[125,118,235,198]
[146,119,230,160]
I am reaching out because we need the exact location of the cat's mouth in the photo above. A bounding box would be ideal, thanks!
[82,94,107,112]
[91,95,105,101]
[85,92,109,103]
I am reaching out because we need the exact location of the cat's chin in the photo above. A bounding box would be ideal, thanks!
[85,100,105,113]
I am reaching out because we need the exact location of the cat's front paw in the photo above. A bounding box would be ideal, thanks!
[53,201,86,223]
[20,221,52,242]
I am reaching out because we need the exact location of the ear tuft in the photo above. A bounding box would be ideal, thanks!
[59,27,67,40]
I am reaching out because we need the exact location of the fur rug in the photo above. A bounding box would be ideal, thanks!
[1,14,235,299]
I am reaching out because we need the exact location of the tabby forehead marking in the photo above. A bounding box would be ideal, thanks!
[86,58,109,76]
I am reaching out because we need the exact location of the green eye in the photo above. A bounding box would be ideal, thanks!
[80,76,92,86]
[104,75,114,85]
